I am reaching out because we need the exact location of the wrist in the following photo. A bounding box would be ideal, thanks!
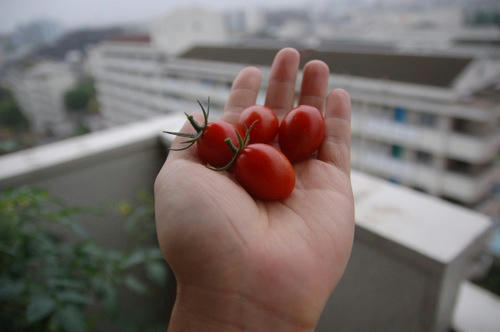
[168,283,317,332]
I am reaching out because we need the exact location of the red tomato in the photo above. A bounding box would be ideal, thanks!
[197,120,242,168]
[278,105,325,163]
[234,143,295,200]
[239,105,279,144]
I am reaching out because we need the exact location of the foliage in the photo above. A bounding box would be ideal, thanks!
[64,79,96,113]
[0,187,168,331]
[0,86,30,131]
[465,9,500,27]
[474,260,500,297]
[75,122,91,136]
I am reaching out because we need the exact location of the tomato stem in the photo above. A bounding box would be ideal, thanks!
[207,120,258,172]
[163,97,210,151]
[226,138,239,154]
[186,114,203,133]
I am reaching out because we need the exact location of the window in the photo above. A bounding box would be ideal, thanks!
[201,78,215,86]
[492,184,500,196]
[419,113,437,127]
[446,159,469,174]
[412,186,426,193]
[452,118,487,136]
[388,177,400,184]
[391,145,404,159]
[415,150,433,164]
[393,107,407,123]
[446,159,492,175]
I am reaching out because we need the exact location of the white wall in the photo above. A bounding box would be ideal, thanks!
[151,6,228,55]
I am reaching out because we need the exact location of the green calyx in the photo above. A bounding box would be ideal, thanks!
[163,97,210,151]
[207,120,257,172]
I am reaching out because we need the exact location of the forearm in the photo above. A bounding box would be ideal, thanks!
[167,284,317,332]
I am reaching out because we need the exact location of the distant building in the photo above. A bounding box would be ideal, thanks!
[10,20,63,50]
[7,61,76,137]
[87,36,165,125]
[33,27,124,61]
[150,6,228,55]
[89,40,500,218]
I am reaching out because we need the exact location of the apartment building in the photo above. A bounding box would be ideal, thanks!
[151,6,228,56]
[7,60,76,137]
[89,41,500,218]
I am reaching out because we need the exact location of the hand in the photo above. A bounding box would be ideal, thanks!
[154,48,354,331]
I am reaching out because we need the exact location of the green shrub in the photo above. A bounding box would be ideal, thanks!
[64,79,96,113]
[0,86,30,131]
[0,187,168,331]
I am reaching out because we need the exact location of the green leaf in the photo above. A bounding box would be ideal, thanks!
[48,278,85,290]
[146,262,167,286]
[121,251,146,269]
[124,275,147,294]
[145,248,164,260]
[0,279,24,300]
[26,295,56,324]
[69,222,88,238]
[56,306,86,332]
[57,291,92,305]
[102,282,118,314]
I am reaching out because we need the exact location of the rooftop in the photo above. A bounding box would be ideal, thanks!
[110,34,151,44]
[180,45,473,88]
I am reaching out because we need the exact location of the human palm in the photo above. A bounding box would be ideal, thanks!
[155,48,354,331]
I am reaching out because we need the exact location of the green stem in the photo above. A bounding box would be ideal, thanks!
[207,120,258,172]
[186,114,203,133]
[226,138,239,154]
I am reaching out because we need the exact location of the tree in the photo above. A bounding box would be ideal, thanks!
[0,86,30,131]
[64,78,96,113]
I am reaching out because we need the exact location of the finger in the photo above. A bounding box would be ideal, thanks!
[318,89,352,175]
[264,48,300,118]
[298,60,330,113]
[165,112,205,164]
[223,66,262,124]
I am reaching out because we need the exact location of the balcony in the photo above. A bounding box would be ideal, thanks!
[0,115,497,332]
[351,145,498,203]
[352,114,500,163]
[101,58,162,74]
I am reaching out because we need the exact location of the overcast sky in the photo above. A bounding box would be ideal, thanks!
[0,0,311,34]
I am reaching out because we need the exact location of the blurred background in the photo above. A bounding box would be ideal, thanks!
[0,0,499,331]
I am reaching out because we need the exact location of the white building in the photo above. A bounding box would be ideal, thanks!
[150,6,228,56]
[7,61,76,137]
[89,41,500,218]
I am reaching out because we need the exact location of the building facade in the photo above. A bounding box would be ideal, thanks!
[89,42,500,218]
[7,61,76,137]
[150,6,229,56]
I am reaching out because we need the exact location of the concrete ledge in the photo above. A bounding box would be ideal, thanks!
[452,281,500,332]
[0,115,185,188]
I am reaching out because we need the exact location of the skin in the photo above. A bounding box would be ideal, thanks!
[155,48,354,331]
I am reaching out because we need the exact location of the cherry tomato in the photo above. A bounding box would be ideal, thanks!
[197,120,243,168]
[234,143,295,200]
[239,105,279,144]
[278,105,325,163]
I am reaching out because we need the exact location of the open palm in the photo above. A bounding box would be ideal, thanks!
[155,48,354,331]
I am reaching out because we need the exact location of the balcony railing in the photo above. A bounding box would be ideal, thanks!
[352,114,500,163]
